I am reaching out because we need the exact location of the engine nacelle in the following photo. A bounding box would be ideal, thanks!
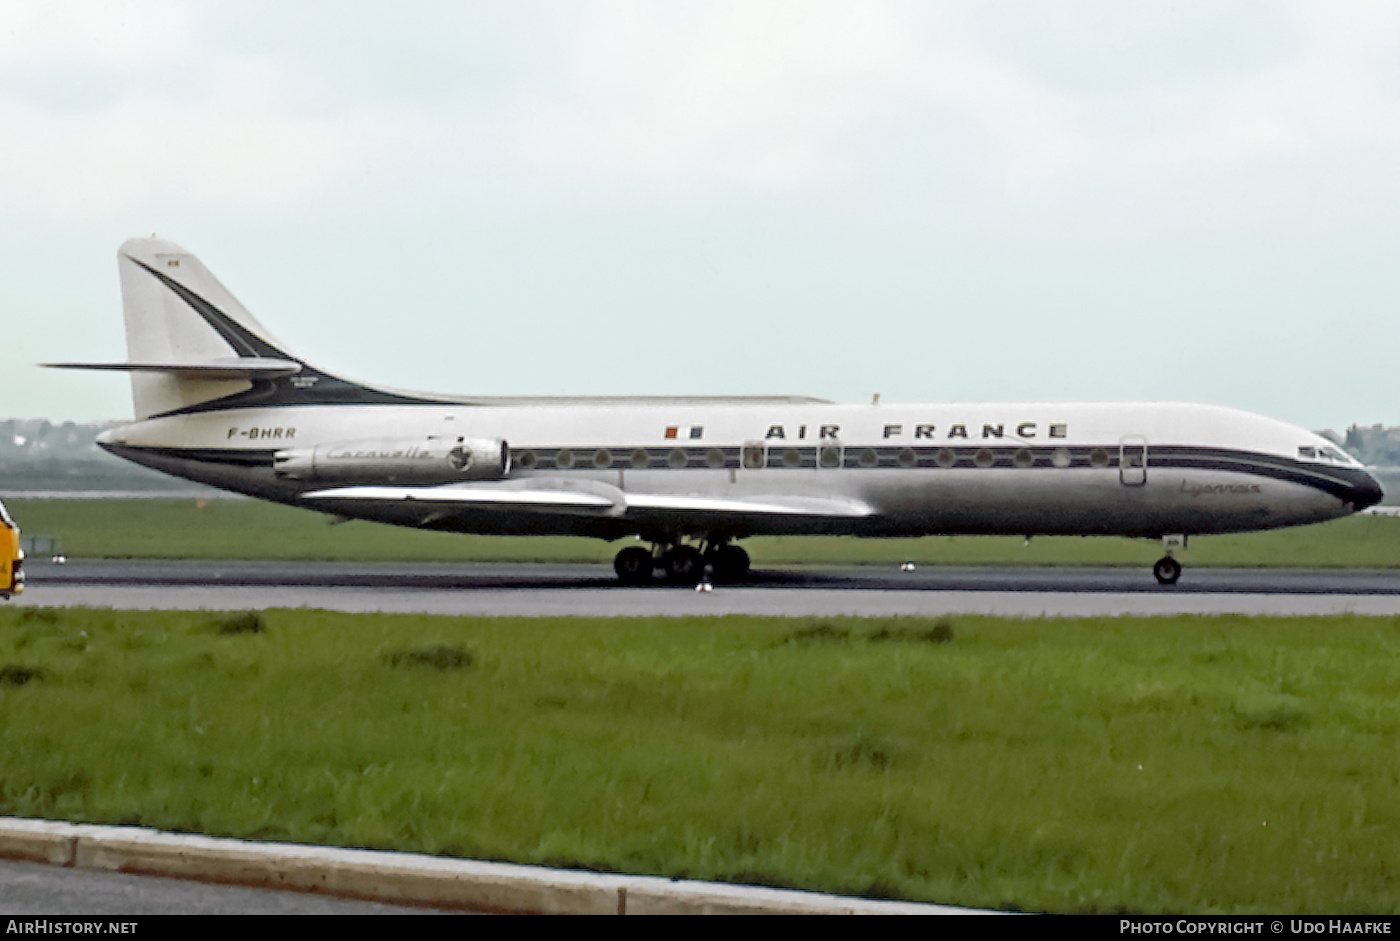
[274,437,510,484]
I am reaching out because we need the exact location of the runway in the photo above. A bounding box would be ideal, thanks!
[16,560,1400,617]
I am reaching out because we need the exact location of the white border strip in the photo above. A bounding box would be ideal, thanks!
[0,817,982,915]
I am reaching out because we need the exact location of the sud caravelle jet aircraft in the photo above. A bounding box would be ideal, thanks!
[48,237,1383,586]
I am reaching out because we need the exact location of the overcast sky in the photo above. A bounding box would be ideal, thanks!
[5,0,1400,430]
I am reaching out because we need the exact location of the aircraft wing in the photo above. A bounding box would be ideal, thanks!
[301,485,875,519]
[301,485,618,511]
[622,493,874,518]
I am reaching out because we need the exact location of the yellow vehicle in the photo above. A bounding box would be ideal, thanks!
[0,499,23,599]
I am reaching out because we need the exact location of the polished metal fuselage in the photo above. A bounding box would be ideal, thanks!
[99,399,1380,543]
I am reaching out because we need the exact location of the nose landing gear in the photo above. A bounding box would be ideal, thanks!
[1153,534,1186,585]
[1152,556,1182,585]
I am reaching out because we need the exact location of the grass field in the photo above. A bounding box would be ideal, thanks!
[0,606,1398,914]
[9,497,1400,567]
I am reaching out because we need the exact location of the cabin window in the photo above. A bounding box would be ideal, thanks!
[516,449,538,470]
[974,449,995,468]
[1051,448,1071,468]
[1013,448,1034,468]
[706,448,726,468]
[898,448,917,468]
[783,448,802,467]
[935,448,956,468]
[631,449,649,468]
[1089,448,1110,468]
[858,448,878,468]
[556,448,575,469]
[593,449,612,469]
[668,449,687,468]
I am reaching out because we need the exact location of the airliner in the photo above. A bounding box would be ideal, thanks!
[47,237,1383,586]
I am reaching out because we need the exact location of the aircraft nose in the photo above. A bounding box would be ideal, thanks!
[1347,469,1385,512]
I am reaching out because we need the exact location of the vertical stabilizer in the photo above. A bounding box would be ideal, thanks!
[44,237,439,420]
[117,237,302,419]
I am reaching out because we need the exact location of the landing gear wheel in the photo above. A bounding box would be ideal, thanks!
[711,545,751,583]
[1153,556,1182,586]
[614,546,655,585]
[664,546,706,584]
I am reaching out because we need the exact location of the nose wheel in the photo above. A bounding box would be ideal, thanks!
[1153,556,1182,585]
[1152,534,1185,585]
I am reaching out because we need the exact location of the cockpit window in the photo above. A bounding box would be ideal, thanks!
[1301,444,1358,465]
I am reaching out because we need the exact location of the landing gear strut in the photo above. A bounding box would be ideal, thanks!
[1153,534,1186,585]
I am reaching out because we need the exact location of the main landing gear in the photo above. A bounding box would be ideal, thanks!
[613,539,751,586]
[1153,534,1186,585]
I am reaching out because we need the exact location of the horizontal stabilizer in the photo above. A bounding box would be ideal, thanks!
[43,358,302,380]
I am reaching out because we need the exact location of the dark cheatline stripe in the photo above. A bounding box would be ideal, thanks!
[1148,446,1371,503]
[132,261,451,418]
[135,261,287,360]
[118,446,279,467]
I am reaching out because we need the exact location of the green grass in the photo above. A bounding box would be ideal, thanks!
[9,498,1400,567]
[1,607,1399,913]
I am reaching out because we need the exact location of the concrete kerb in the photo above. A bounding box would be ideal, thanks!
[0,817,980,914]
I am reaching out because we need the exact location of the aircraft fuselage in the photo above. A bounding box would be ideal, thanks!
[98,399,1377,544]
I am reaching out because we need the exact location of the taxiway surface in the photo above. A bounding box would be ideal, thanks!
[15,560,1400,617]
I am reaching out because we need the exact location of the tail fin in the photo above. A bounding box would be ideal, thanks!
[116,237,304,419]
[47,237,439,421]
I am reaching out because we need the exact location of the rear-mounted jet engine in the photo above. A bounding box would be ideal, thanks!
[274,437,510,484]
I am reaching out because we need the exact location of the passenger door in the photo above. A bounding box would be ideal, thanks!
[1119,435,1147,486]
